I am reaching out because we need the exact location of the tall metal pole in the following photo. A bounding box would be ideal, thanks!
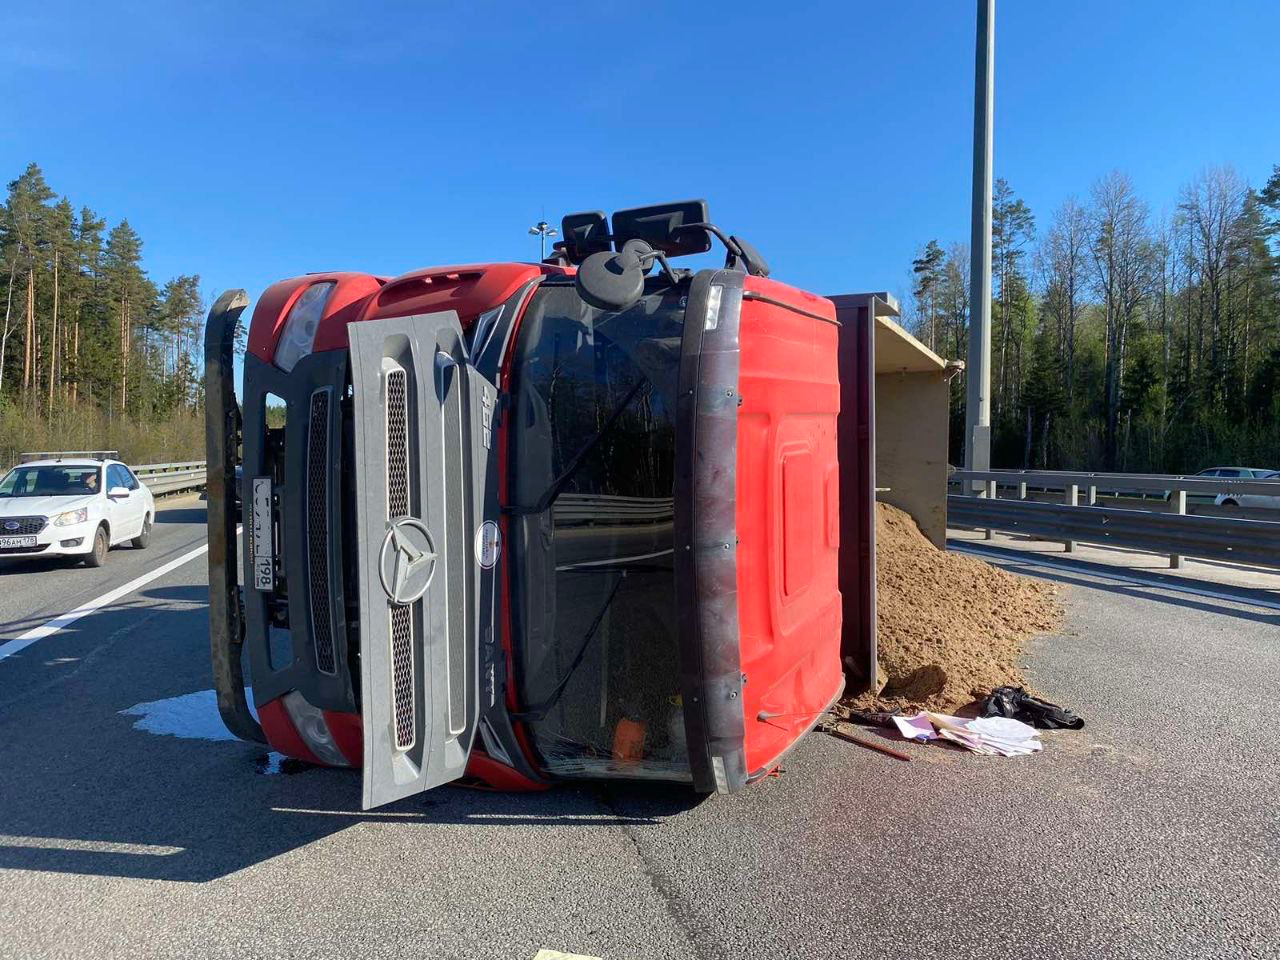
[965,0,994,483]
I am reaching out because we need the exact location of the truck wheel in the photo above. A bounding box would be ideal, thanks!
[132,514,153,549]
[84,526,109,568]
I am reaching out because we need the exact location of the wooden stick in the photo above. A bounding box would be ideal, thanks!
[823,726,913,762]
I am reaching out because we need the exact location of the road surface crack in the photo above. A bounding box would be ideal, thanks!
[594,789,724,960]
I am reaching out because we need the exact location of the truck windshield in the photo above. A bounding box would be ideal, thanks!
[507,280,690,780]
[0,465,101,497]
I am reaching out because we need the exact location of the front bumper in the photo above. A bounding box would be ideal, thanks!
[0,520,93,557]
[240,347,358,716]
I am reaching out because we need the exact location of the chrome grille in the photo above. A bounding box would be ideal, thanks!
[306,389,335,674]
[390,604,415,750]
[386,369,409,518]
[0,516,46,536]
[385,366,415,750]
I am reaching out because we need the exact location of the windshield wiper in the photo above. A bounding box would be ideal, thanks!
[505,377,647,516]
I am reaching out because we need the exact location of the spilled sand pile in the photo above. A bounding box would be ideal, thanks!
[844,502,1064,714]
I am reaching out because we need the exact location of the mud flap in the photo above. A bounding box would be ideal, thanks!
[203,289,265,743]
[349,311,497,809]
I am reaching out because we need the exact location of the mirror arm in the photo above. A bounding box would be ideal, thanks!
[678,221,736,254]
[644,249,680,285]
[677,221,768,276]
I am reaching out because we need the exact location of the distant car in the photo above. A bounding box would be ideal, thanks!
[0,458,156,567]
[1165,466,1275,502]
[1195,466,1274,480]
[1216,470,1280,509]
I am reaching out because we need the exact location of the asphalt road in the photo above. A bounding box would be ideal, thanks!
[0,499,1277,959]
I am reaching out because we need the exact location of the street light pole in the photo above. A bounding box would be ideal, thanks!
[965,0,994,485]
[528,220,558,261]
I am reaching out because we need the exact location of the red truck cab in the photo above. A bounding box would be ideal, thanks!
[205,202,847,808]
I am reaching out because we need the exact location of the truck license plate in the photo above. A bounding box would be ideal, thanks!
[251,477,275,590]
[0,536,36,549]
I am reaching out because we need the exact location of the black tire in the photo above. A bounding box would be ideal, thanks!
[84,526,109,568]
[132,514,153,549]
[1221,499,1238,507]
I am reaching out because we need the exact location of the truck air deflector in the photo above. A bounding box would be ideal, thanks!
[674,269,748,794]
[349,311,496,809]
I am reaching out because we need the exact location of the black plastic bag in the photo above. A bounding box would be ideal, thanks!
[981,686,1084,730]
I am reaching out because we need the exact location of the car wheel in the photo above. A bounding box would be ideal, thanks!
[132,514,153,549]
[1221,499,1238,507]
[84,526,109,568]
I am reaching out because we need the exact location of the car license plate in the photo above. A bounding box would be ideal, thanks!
[0,535,36,549]
[251,477,275,590]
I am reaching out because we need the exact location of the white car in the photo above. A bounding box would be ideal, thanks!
[1215,470,1280,509]
[0,458,155,567]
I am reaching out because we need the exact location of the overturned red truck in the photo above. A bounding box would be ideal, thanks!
[205,201,900,808]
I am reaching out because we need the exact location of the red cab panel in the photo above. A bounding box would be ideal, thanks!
[360,262,566,326]
[246,272,384,363]
[736,277,844,777]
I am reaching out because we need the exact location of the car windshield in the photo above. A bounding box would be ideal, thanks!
[0,465,101,497]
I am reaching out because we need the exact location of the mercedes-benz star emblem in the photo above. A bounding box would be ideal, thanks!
[378,518,438,606]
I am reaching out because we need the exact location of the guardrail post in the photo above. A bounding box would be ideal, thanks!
[984,480,996,539]
[1017,481,1027,500]
[1088,484,1097,506]
[1170,489,1186,569]
[1063,483,1078,552]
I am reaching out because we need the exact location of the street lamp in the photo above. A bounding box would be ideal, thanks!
[965,0,994,487]
[528,220,558,260]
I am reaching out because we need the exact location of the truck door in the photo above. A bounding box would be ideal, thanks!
[348,311,498,809]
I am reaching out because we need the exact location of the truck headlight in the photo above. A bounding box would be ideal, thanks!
[53,507,88,526]
[274,281,336,372]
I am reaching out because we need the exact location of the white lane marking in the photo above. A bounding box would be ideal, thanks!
[0,538,214,662]
[0,834,184,857]
[950,543,1280,612]
[533,952,603,960]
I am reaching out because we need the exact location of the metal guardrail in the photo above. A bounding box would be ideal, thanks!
[952,468,1280,499]
[950,469,1280,571]
[135,460,208,496]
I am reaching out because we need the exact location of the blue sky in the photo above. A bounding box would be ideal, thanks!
[4,1,1278,311]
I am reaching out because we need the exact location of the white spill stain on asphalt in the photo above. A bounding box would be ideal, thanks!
[120,688,288,774]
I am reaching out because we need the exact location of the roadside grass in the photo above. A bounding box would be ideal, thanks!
[0,403,205,469]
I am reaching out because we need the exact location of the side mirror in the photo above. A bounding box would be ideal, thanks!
[612,200,711,257]
[575,241,649,312]
[108,486,130,499]
[560,210,611,264]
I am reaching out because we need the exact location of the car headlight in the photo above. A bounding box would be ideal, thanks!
[53,507,88,526]
[274,281,336,372]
